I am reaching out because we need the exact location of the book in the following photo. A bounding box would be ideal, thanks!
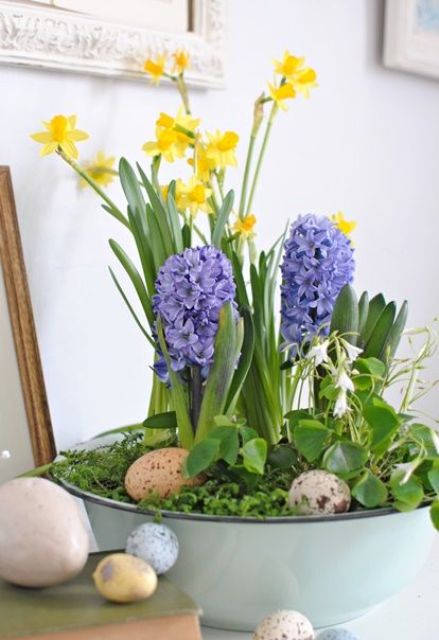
[0,552,202,639]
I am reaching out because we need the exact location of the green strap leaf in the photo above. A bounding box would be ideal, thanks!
[212,190,234,248]
[363,302,396,359]
[156,319,194,449]
[330,284,359,344]
[195,303,243,442]
[108,267,155,347]
[109,239,154,326]
[143,411,178,429]
[225,306,255,415]
[363,293,386,343]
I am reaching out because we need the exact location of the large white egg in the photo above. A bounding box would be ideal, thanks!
[0,477,89,587]
[253,610,315,640]
[126,523,179,575]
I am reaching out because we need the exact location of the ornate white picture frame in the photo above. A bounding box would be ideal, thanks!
[0,0,226,87]
[384,0,439,79]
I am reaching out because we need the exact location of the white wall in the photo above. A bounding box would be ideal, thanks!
[1,0,439,450]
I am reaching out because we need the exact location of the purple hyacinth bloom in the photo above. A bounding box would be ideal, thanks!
[153,246,237,377]
[281,214,355,351]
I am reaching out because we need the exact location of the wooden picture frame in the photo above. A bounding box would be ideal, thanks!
[0,166,55,477]
[0,0,227,87]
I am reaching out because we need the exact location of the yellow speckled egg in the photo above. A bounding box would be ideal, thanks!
[93,553,157,603]
[124,447,205,501]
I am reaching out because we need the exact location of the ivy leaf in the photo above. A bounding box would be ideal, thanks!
[208,426,240,465]
[242,438,267,475]
[184,439,220,478]
[322,441,368,479]
[355,357,386,377]
[363,397,400,455]
[430,500,439,530]
[267,444,297,470]
[239,426,259,445]
[408,423,439,459]
[427,465,439,494]
[390,471,424,511]
[294,420,331,463]
[351,469,388,508]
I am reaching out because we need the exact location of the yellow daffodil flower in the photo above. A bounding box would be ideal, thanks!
[177,177,212,216]
[294,67,318,98]
[144,109,199,162]
[80,151,116,188]
[173,50,190,74]
[143,54,167,84]
[233,214,257,238]
[161,181,186,210]
[268,82,296,110]
[205,130,239,170]
[188,143,211,182]
[331,211,357,237]
[274,51,305,79]
[143,127,185,163]
[30,114,89,159]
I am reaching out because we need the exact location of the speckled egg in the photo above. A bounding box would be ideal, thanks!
[253,610,315,640]
[124,447,205,501]
[317,629,358,640]
[0,477,89,587]
[126,523,179,574]
[93,553,157,603]
[288,470,351,515]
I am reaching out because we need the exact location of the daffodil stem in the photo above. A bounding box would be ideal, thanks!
[238,133,257,220]
[245,104,278,217]
[177,75,191,115]
[57,149,129,229]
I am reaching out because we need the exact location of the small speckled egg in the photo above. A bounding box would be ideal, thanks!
[317,629,358,640]
[93,553,157,603]
[126,523,179,575]
[124,447,205,501]
[253,610,314,640]
[288,470,351,516]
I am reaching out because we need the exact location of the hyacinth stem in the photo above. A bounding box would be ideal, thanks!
[190,366,203,432]
[245,102,278,217]
[56,148,129,229]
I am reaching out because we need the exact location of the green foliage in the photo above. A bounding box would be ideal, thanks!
[294,419,331,462]
[390,470,425,512]
[351,470,388,508]
[322,441,368,479]
[330,284,359,345]
[184,417,268,478]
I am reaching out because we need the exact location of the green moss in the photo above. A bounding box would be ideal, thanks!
[50,435,297,518]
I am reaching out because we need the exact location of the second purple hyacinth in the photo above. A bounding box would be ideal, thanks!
[280,213,355,352]
[153,245,237,378]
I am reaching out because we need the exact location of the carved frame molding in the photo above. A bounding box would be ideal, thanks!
[0,0,227,87]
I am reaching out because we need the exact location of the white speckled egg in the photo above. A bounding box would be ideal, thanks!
[253,610,315,640]
[288,470,351,515]
[125,523,179,575]
[0,478,89,587]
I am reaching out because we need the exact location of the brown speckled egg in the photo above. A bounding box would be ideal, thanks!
[125,447,205,501]
[253,610,314,640]
[288,470,351,515]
